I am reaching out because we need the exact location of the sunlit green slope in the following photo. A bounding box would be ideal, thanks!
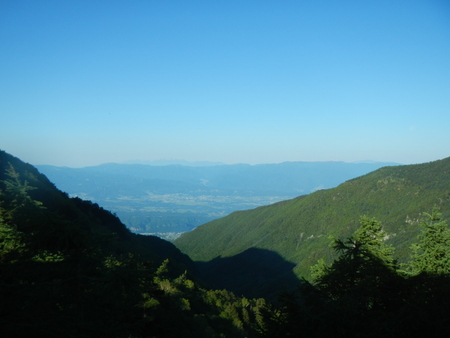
[175,157,450,280]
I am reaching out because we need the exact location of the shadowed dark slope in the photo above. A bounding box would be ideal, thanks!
[197,248,300,301]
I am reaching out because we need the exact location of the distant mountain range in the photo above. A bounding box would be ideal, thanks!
[36,161,398,238]
[174,157,450,300]
[120,159,226,166]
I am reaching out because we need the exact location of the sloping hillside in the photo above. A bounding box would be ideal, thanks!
[174,157,450,297]
[0,150,270,337]
[0,150,194,272]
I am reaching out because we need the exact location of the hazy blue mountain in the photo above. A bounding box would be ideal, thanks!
[36,161,398,238]
[121,159,226,166]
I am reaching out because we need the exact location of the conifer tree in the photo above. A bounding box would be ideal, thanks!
[312,216,397,300]
[265,217,402,337]
[2,163,43,220]
[0,215,25,262]
[407,207,450,275]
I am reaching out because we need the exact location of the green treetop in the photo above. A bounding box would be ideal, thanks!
[407,207,450,275]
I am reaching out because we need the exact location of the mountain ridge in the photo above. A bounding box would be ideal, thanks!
[0,149,195,273]
[174,156,450,298]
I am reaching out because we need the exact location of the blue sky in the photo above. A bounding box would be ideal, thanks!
[1,1,449,167]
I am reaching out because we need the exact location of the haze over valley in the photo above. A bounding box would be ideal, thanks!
[37,160,397,239]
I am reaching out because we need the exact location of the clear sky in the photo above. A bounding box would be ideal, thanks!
[1,1,449,167]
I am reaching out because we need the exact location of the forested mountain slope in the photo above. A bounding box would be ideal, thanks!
[0,150,267,337]
[174,157,450,297]
[0,150,194,272]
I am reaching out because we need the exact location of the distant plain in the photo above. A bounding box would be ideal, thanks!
[37,161,397,240]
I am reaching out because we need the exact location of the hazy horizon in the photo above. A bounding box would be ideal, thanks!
[2,1,449,168]
[31,157,404,169]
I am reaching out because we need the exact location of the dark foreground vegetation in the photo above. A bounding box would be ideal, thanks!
[0,151,265,337]
[262,212,450,337]
[1,150,450,337]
